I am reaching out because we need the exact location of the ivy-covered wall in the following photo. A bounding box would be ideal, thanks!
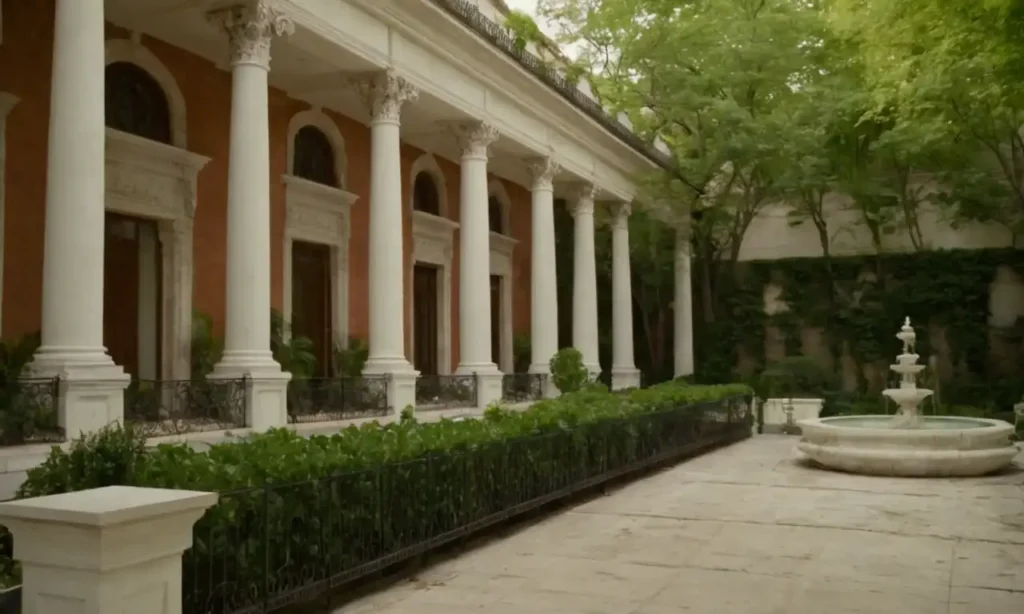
[694,248,1024,407]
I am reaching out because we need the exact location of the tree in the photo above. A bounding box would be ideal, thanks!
[831,0,1024,238]
[539,0,834,321]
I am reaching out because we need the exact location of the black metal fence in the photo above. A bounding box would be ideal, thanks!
[0,377,62,446]
[182,395,752,614]
[287,377,390,423]
[415,375,477,410]
[500,373,546,403]
[124,378,247,436]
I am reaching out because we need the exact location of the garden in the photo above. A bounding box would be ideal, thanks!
[0,373,751,613]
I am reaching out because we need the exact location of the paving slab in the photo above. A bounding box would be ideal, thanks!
[334,435,1024,614]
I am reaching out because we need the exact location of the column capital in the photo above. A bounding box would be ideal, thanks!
[208,0,294,69]
[527,157,560,190]
[612,202,632,229]
[452,121,499,160]
[351,70,419,124]
[569,183,598,218]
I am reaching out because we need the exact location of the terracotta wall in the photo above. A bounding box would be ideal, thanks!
[0,0,533,370]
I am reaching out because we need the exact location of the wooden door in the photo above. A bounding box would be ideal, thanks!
[413,263,439,375]
[291,241,332,376]
[104,213,140,378]
[490,275,502,367]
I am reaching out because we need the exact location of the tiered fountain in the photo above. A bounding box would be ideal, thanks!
[797,318,1019,477]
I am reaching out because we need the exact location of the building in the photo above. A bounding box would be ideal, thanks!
[0,0,696,438]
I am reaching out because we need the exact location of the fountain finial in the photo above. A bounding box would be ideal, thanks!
[897,317,916,354]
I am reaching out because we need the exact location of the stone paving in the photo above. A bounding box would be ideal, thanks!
[335,435,1024,614]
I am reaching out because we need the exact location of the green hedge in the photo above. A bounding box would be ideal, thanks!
[6,380,752,608]
[17,381,752,497]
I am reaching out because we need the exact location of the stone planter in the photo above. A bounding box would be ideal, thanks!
[762,397,823,434]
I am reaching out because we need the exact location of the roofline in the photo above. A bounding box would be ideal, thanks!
[427,0,676,173]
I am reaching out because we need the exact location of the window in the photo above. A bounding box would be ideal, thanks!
[105,62,172,144]
[293,126,338,187]
[413,172,441,215]
[488,195,504,234]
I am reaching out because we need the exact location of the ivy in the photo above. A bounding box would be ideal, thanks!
[695,248,1024,406]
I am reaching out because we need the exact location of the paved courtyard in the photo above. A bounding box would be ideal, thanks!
[336,435,1024,614]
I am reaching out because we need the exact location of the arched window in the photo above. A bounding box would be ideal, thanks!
[413,172,441,215]
[293,125,338,187]
[105,61,172,144]
[488,195,504,234]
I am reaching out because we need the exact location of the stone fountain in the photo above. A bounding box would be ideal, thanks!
[796,317,1019,477]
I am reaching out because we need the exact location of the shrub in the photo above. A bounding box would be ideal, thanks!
[6,380,751,594]
[549,347,589,394]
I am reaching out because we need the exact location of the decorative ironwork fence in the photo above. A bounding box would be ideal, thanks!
[287,377,390,423]
[124,378,247,436]
[415,375,477,410]
[0,377,62,446]
[500,373,546,403]
[183,395,752,613]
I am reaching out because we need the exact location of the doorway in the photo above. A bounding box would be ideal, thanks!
[413,263,440,375]
[490,275,502,367]
[104,212,162,380]
[291,241,333,376]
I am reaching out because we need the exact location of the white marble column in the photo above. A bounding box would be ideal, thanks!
[611,203,640,389]
[208,1,293,430]
[674,222,695,377]
[353,71,419,412]
[527,158,560,396]
[453,122,503,407]
[571,185,601,377]
[29,0,129,437]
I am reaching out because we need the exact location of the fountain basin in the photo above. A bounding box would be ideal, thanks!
[797,415,1020,477]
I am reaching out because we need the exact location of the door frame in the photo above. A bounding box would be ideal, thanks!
[408,210,457,375]
[489,232,517,373]
[105,128,208,382]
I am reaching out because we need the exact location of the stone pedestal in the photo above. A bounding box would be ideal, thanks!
[763,397,823,433]
[386,371,418,414]
[0,486,217,614]
[475,371,503,409]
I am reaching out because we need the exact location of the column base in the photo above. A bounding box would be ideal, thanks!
[585,363,602,382]
[209,354,290,432]
[362,359,418,415]
[27,349,129,439]
[528,364,559,398]
[611,367,642,391]
[455,363,502,409]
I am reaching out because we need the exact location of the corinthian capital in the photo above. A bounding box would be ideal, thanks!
[612,202,632,230]
[208,1,294,69]
[527,157,560,191]
[570,183,598,218]
[350,71,419,124]
[452,122,499,159]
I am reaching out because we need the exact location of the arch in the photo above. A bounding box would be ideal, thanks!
[487,178,512,235]
[105,38,187,148]
[287,108,348,189]
[407,153,449,218]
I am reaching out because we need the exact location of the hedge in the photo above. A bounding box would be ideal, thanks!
[7,380,753,611]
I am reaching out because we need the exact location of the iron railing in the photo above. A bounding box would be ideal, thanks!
[415,375,477,410]
[500,373,546,403]
[124,378,247,436]
[287,377,390,423]
[427,0,674,172]
[182,395,752,613]
[0,377,62,446]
